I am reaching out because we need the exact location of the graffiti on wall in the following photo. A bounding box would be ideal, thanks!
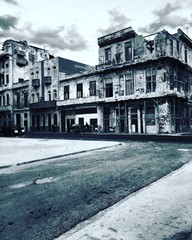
[159,101,171,133]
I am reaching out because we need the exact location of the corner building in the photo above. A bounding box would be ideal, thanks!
[58,27,192,134]
[1,26,192,134]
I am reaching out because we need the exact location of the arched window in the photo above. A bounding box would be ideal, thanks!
[53,66,56,76]
[23,92,28,107]
[3,95,5,106]
[36,71,39,79]
[36,92,39,102]
[48,90,51,101]
[31,93,35,103]
[53,89,57,100]
[47,67,50,75]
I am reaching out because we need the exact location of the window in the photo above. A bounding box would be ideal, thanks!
[31,93,35,103]
[36,92,39,102]
[53,89,57,100]
[78,118,84,125]
[19,78,24,83]
[169,69,174,90]
[48,91,51,101]
[185,77,189,92]
[125,41,132,62]
[169,39,173,56]
[32,115,35,127]
[5,62,9,68]
[3,95,5,106]
[53,66,56,76]
[6,74,9,84]
[105,82,113,97]
[125,72,134,95]
[146,68,156,93]
[185,46,188,63]
[0,74,4,86]
[53,113,57,126]
[89,81,96,96]
[64,85,69,100]
[24,92,28,107]
[145,101,155,126]
[77,83,83,98]
[47,67,50,75]
[105,48,111,62]
[6,94,10,105]
[16,93,20,109]
[36,71,39,80]
[31,72,34,79]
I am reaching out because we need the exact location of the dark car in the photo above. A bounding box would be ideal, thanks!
[1,126,25,136]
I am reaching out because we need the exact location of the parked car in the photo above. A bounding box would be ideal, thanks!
[1,126,25,136]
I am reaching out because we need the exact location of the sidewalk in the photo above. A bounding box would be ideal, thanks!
[55,161,192,240]
[0,137,120,168]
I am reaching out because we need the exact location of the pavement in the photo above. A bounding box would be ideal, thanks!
[0,137,120,168]
[1,136,192,240]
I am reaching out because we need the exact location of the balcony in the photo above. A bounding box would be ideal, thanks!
[43,76,52,84]
[30,100,56,110]
[32,79,40,87]
[57,96,103,107]
[0,105,12,112]
[96,62,113,71]
[16,57,28,67]
[13,80,29,89]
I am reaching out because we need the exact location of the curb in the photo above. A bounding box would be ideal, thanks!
[0,143,122,169]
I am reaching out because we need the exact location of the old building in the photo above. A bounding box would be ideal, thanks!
[1,26,192,134]
[58,27,192,134]
[0,39,91,131]
[29,57,91,131]
[0,39,50,130]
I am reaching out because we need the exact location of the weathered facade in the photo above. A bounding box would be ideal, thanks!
[1,27,192,134]
[0,39,91,131]
[58,27,192,134]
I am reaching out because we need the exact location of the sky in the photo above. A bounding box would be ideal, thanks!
[0,0,192,66]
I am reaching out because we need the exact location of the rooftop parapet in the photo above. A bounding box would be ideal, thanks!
[98,27,137,47]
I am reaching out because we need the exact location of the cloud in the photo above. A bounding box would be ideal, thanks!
[97,8,131,35]
[138,2,192,34]
[0,0,18,5]
[29,25,88,51]
[0,14,18,30]
[0,21,89,53]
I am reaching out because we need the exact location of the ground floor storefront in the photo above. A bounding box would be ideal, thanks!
[58,96,190,134]
[1,96,190,135]
[102,97,190,134]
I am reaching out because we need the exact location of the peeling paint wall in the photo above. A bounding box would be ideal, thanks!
[158,101,171,133]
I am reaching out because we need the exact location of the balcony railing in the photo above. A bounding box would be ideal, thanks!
[13,80,29,89]
[96,62,113,71]
[0,105,12,112]
[29,100,56,110]
[32,79,40,87]
[43,76,52,84]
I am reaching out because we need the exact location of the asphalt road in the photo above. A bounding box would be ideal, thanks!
[0,140,192,240]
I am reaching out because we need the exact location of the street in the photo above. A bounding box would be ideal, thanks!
[0,139,192,240]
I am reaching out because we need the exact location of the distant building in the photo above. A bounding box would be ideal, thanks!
[0,39,91,131]
[1,27,192,134]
